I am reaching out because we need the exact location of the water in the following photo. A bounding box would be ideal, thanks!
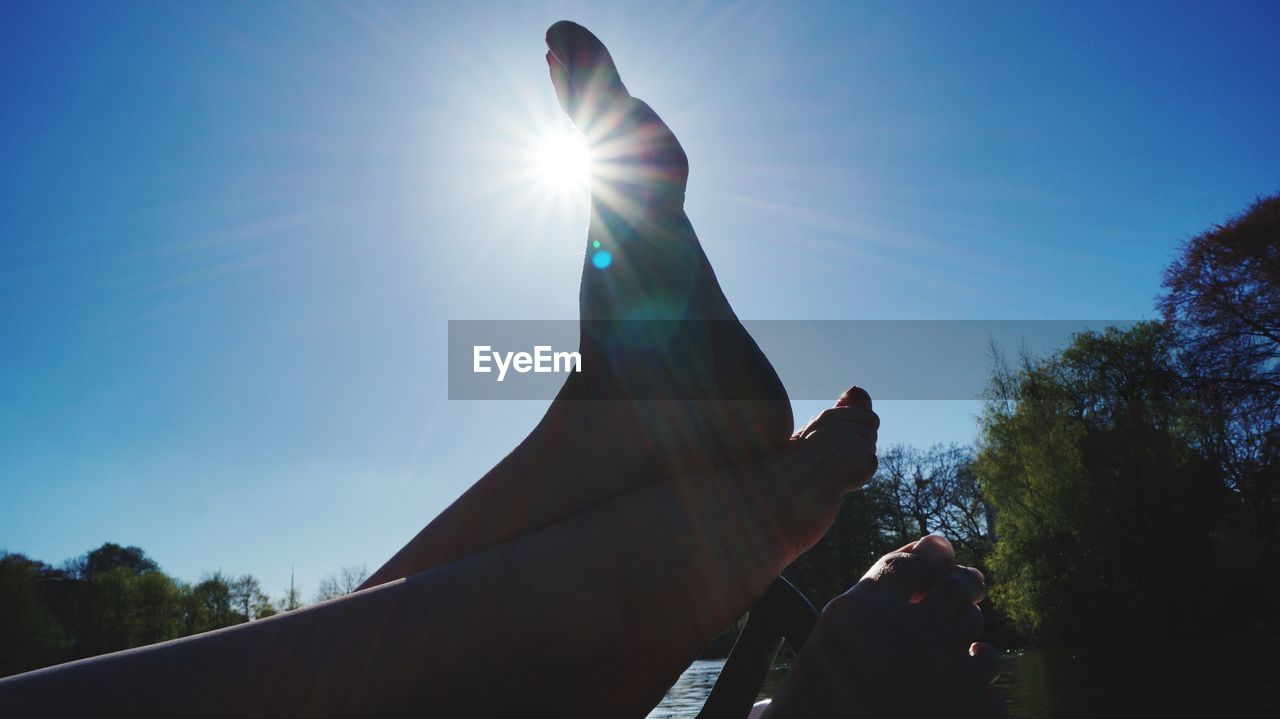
[648,641,1280,718]
[998,641,1280,718]
[646,660,730,719]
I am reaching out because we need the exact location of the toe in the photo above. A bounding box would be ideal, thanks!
[793,399,875,427]
[824,435,879,491]
[545,21,629,125]
[837,385,872,407]
[798,404,879,440]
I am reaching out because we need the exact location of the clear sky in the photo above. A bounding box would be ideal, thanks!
[3,1,1278,600]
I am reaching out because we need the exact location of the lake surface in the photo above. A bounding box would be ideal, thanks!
[648,641,1280,718]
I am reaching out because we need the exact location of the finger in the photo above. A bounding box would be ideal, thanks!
[947,603,985,645]
[921,566,986,613]
[967,642,1001,687]
[860,549,952,600]
[888,533,944,555]
[909,534,956,564]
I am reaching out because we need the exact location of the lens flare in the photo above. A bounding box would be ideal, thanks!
[531,129,591,191]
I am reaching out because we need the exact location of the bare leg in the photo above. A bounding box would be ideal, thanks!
[366,22,793,588]
[0,393,877,718]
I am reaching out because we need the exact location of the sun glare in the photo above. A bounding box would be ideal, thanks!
[530,129,591,192]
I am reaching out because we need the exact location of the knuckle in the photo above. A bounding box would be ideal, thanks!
[877,552,921,576]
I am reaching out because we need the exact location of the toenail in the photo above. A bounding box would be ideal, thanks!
[837,386,871,406]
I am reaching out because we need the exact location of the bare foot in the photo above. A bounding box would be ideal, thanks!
[762,535,1007,719]
[365,22,793,586]
[544,20,791,462]
[742,386,882,560]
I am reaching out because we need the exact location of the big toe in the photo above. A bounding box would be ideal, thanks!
[546,21,629,122]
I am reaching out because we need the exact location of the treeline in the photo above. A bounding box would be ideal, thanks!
[0,543,367,678]
[790,194,1280,647]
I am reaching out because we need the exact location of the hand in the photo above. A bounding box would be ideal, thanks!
[764,535,1006,718]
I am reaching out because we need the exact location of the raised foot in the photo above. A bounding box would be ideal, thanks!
[546,21,792,476]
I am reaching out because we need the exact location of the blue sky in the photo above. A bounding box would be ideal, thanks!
[3,1,1278,599]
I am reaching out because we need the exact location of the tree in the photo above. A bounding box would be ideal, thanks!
[229,574,272,621]
[1161,193,1280,398]
[876,444,991,558]
[975,323,1237,645]
[0,553,70,677]
[1,544,284,674]
[254,598,278,619]
[66,543,178,657]
[70,543,159,580]
[184,571,238,634]
[1160,193,1280,539]
[77,567,144,655]
[314,565,369,603]
[133,570,182,646]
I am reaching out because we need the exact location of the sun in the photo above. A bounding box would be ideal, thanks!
[530,128,591,192]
